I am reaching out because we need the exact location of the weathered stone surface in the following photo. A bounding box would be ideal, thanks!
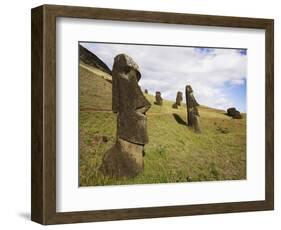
[100,138,144,178]
[227,107,242,119]
[172,91,183,109]
[176,91,183,105]
[100,54,151,178]
[185,85,201,133]
[112,54,151,144]
[154,91,163,105]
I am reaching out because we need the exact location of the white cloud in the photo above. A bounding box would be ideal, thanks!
[81,43,246,111]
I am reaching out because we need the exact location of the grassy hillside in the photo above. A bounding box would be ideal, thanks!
[79,44,112,75]
[79,62,112,111]
[79,64,246,186]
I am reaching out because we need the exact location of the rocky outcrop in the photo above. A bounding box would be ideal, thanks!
[79,44,112,75]
[227,107,242,119]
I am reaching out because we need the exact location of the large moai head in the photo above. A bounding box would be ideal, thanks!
[100,54,151,178]
[112,53,151,144]
[112,54,141,113]
[185,85,201,133]
[155,91,163,105]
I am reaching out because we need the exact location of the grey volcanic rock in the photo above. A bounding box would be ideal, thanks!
[176,91,183,105]
[79,45,112,75]
[227,107,242,119]
[154,91,163,105]
[172,91,183,109]
[100,138,144,178]
[100,54,151,178]
[185,85,201,133]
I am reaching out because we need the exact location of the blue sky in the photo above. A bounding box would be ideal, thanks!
[80,42,247,112]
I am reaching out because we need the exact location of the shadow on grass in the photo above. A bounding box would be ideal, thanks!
[172,113,187,126]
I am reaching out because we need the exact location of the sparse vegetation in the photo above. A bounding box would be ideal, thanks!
[79,64,246,186]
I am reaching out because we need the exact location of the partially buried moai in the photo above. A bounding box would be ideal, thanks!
[185,85,201,133]
[154,91,163,105]
[100,54,151,178]
[172,91,183,109]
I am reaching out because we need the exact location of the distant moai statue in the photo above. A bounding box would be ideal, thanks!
[227,107,242,119]
[154,91,163,105]
[185,85,201,133]
[172,91,183,109]
[100,54,151,178]
[144,89,148,94]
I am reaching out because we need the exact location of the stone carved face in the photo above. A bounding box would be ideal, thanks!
[186,85,193,94]
[185,85,199,108]
[155,91,163,105]
[176,91,183,104]
[112,54,151,145]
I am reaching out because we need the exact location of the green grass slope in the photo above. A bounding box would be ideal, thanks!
[79,64,246,186]
[80,62,112,111]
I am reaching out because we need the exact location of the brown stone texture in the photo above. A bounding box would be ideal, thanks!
[172,91,183,109]
[172,103,178,109]
[176,91,183,105]
[227,107,242,119]
[185,85,201,133]
[100,138,144,178]
[100,54,150,178]
[154,91,163,105]
[112,54,151,144]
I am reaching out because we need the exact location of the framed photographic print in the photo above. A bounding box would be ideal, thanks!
[31,4,274,225]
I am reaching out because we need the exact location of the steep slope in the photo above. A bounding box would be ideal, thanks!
[79,44,112,75]
[79,63,112,111]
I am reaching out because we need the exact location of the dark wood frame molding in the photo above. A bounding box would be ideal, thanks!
[31,4,274,225]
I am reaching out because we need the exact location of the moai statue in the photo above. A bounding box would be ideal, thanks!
[144,89,148,94]
[172,91,183,109]
[227,107,242,119]
[154,91,163,105]
[100,54,151,178]
[185,85,201,133]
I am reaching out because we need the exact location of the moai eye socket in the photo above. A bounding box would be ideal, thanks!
[123,66,131,74]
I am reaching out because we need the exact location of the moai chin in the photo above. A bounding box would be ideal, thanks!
[185,85,201,133]
[154,91,163,105]
[172,91,183,109]
[100,54,151,178]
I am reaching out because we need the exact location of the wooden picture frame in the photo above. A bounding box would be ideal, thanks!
[31,4,274,225]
